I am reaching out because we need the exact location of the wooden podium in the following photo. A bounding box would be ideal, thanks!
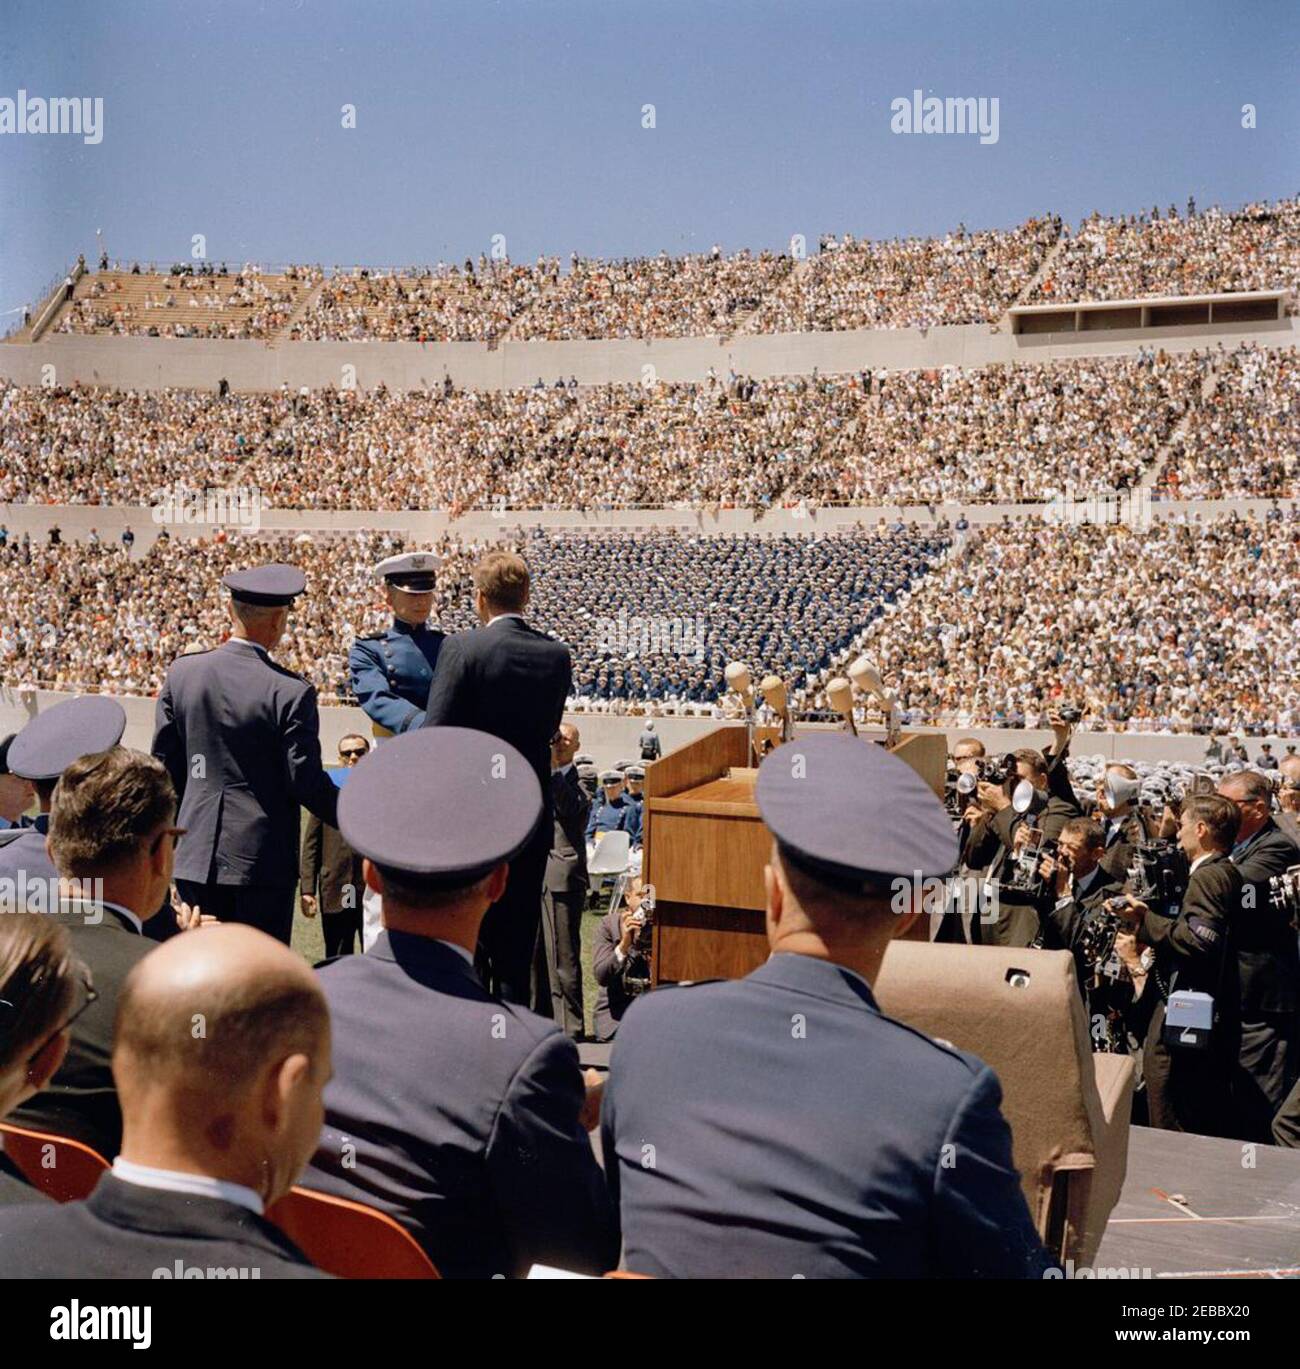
[642,724,947,985]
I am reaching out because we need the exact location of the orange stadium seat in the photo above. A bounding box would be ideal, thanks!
[0,1119,110,1202]
[266,1186,440,1280]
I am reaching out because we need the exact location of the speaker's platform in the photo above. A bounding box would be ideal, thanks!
[1096,1125,1300,1278]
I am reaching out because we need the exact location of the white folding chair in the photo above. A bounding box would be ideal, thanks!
[587,830,632,913]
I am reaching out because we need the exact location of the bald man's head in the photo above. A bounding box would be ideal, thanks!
[114,926,330,1204]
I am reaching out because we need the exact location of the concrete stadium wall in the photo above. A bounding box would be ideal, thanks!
[1,686,1291,773]
[2,316,1296,394]
[2,496,1293,547]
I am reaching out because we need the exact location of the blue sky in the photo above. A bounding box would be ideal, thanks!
[1,0,1297,317]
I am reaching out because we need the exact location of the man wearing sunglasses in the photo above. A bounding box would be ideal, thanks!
[11,748,187,1161]
[300,735,369,956]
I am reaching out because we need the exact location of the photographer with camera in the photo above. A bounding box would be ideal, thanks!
[972,716,1084,947]
[1218,769,1300,1142]
[1115,794,1243,1138]
[936,739,991,944]
[592,875,654,1041]
[1037,818,1135,1053]
[1094,763,1158,882]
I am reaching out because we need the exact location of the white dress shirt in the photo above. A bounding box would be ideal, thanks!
[112,1157,263,1215]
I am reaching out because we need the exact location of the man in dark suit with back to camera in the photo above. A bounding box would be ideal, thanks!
[421,551,572,1005]
[302,727,614,1278]
[0,925,331,1279]
[540,722,589,1039]
[601,733,1053,1279]
[152,563,339,944]
[11,746,193,1159]
[1217,769,1300,1141]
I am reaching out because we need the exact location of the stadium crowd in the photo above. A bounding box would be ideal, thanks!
[746,217,1062,331]
[0,513,1298,739]
[1028,198,1300,306]
[42,199,1298,345]
[848,509,1300,737]
[1158,342,1299,499]
[508,248,794,340]
[6,343,1288,510]
[56,266,320,341]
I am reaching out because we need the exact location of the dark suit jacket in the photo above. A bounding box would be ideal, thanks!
[421,616,572,794]
[300,811,364,915]
[11,903,155,1159]
[303,932,616,1279]
[545,765,589,894]
[1230,819,1300,1014]
[1139,852,1242,1059]
[1099,808,1155,884]
[591,907,649,1041]
[153,639,338,888]
[0,1174,327,1278]
[601,952,1052,1279]
[0,1149,49,1207]
[1040,864,1124,960]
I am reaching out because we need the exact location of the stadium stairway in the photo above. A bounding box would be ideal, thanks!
[733,256,814,337]
[1138,356,1226,491]
[995,225,1068,331]
[270,275,328,345]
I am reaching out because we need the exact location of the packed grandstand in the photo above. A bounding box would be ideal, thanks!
[2,193,1297,733]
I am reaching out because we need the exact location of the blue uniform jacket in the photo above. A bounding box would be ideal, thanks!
[152,639,338,887]
[601,951,1054,1279]
[348,620,445,734]
[303,932,616,1279]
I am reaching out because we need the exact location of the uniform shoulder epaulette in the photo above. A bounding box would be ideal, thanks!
[266,657,312,687]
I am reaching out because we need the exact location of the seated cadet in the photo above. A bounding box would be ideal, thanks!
[601,734,1053,1279]
[302,728,617,1279]
[0,697,127,892]
[0,926,331,1279]
[0,915,84,1206]
[11,747,188,1158]
[587,770,639,846]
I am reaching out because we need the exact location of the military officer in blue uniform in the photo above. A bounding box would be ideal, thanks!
[303,727,616,1278]
[601,733,1054,1279]
[348,551,446,737]
[152,564,339,945]
[0,697,127,897]
[586,769,640,846]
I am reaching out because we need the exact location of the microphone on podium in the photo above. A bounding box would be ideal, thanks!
[759,674,795,743]
[825,677,857,736]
